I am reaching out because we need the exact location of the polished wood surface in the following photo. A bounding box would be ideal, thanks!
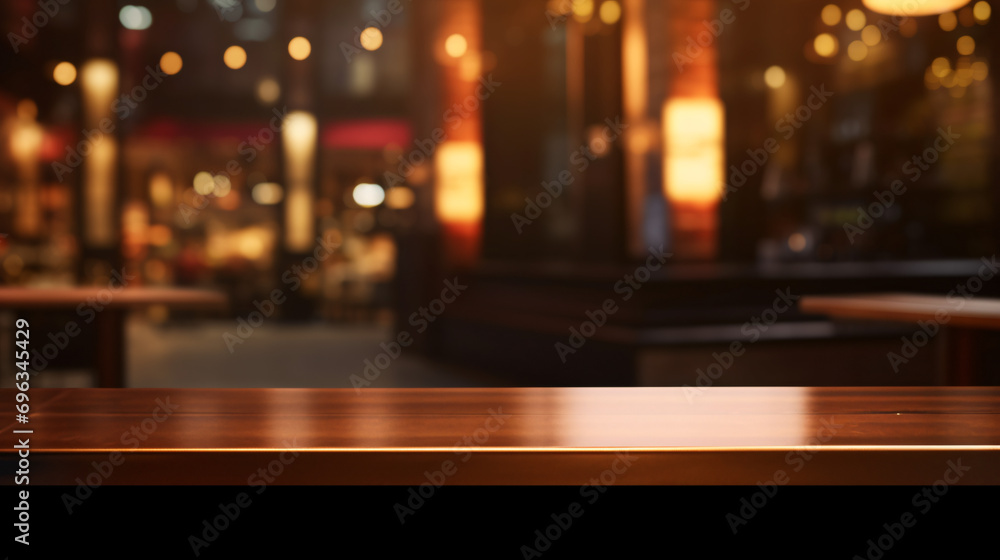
[800,293,1000,330]
[3,387,998,485]
[0,287,227,309]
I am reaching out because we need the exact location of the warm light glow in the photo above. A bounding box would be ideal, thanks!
[861,25,882,45]
[10,120,42,162]
[224,45,247,69]
[212,175,232,197]
[159,51,183,75]
[254,0,276,12]
[663,98,724,206]
[573,0,595,22]
[932,56,952,77]
[599,0,622,24]
[814,33,839,57]
[845,9,866,30]
[235,228,270,260]
[385,186,415,209]
[149,173,174,207]
[434,141,484,224]
[955,60,974,85]
[360,27,383,51]
[764,66,786,89]
[939,11,958,29]
[81,59,118,124]
[821,4,842,25]
[352,183,385,208]
[193,172,215,195]
[80,59,119,248]
[971,60,988,80]
[863,0,971,16]
[974,1,991,21]
[148,225,172,246]
[847,40,869,61]
[84,138,117,247]
[956,35,975,54]
[256,77,280,104]
[252,182,284,205]
[925,66,941,89]
[941,69,958,87]
[53,62,77,85]
[288,36,311,60]
[119,5,152,30]
[444,33,468,58]
[121,200,149,258]
[282,111,317,252]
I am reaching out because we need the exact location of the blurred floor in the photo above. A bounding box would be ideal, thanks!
[23,319,507,389]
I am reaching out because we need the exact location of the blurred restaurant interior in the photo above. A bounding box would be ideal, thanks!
[1,0,998,389]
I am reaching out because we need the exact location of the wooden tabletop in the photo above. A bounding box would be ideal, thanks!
[800,293,1000,330]
[3,387,998,485]
[0,287,227,309]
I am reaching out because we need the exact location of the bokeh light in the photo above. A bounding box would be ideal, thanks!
[288,37,311,61]
[53,62,77,85]
[445,34,468,58]
[599,1,622,24]
[821,4,842,25]
[160,52,183,75]
[814,33,839,58]
[224,45,247,69]
[764,66,786,89]
[360,27,383,51]
[353,183,385,208]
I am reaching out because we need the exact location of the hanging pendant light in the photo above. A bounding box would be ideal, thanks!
[862,0,971,16]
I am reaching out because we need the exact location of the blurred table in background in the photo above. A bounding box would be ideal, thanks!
[0,287,227,387]
[800,293,1000,385]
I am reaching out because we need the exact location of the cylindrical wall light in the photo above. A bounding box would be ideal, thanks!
[662,97,724,260]
[282,110,317,253]
[80,58,119,248]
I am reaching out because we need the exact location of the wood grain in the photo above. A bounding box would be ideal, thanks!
[2,387,998,485]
